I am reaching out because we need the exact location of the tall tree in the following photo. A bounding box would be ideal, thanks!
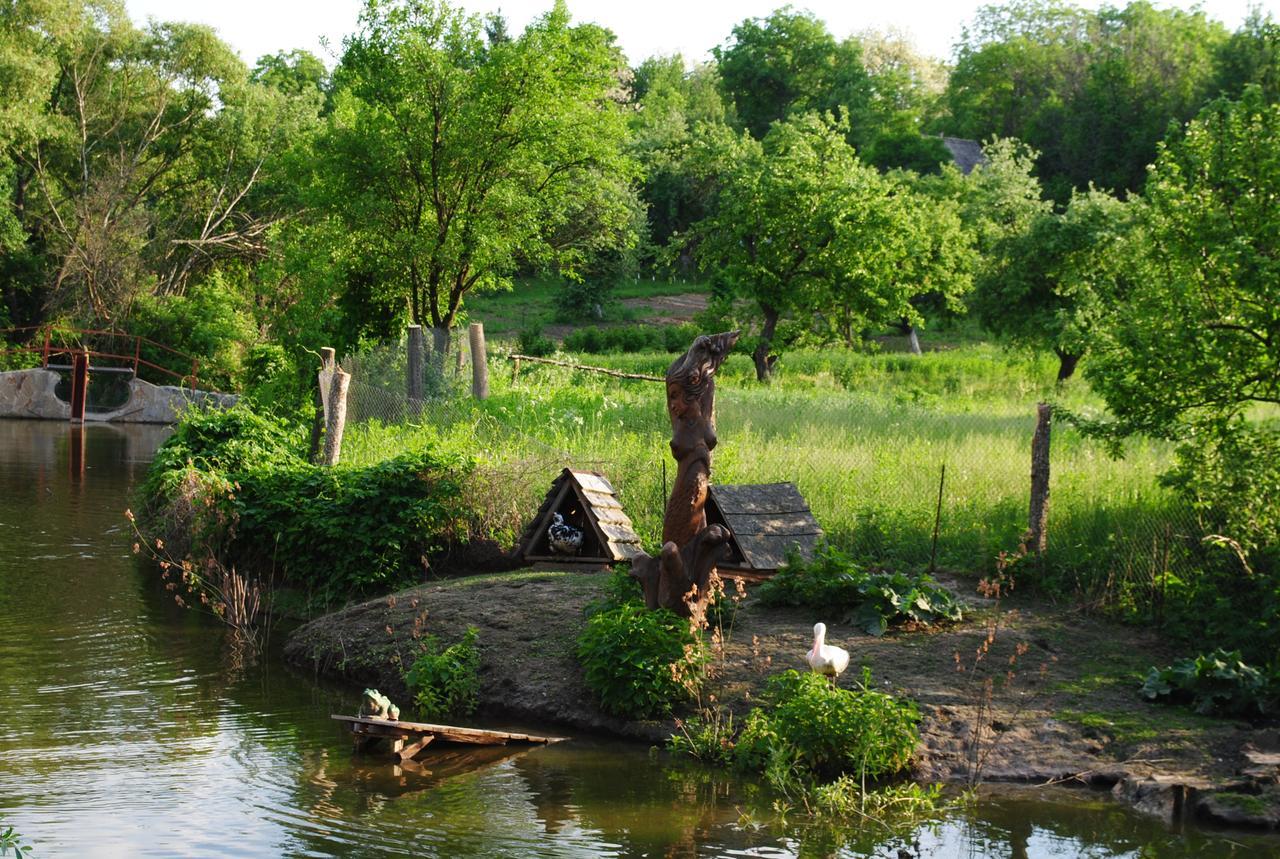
[321,0,635,345]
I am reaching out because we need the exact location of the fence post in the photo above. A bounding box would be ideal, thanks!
[309,347,336,463]
[70,349,89,422]
[1028,402,1052,554]
[469,322,489,400]
[322,365,350,467]
[407,324,424,404]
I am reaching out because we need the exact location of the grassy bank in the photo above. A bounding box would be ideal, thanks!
[340,342,1184,604]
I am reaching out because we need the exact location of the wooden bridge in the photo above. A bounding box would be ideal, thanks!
[332,714,566,762]
[0,325,231,423]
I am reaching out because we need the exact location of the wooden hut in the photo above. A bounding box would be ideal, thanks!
[516,469,644,570]
[705,483,822,581]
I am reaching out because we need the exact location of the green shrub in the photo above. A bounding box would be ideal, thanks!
[584,569,644,617]
[145,404,302,500]
[517,326,556,358]
[1141,649,1278,717]
[758,544,963,635]
[750,669,920,780]
[576,603,705,719]
[230,449,472,601]
[554,278,614,322]
[563,323,698,354]
[405,626,481,720]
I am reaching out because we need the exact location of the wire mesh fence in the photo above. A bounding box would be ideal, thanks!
[334,331,1207,620]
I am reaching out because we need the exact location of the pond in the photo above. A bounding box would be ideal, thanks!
[0,419,1274,857]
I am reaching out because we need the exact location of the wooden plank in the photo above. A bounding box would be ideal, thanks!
[598,521,642,544]
[570,471,617,495]
[590,506,633,526]
[710,483,810,515]
[579,488,623,510]
[397,735,435,761]
[722,512,821,537]
[734,533,821,571]
[333,714,565,745]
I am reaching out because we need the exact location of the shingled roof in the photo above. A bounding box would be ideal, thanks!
[941,137,987,175]
[516,468,644,567]
[705,483,822,579]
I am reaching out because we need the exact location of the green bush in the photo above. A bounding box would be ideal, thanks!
[584,569,645,617]
[1141,649,1278,717]
[405,626,481,720]
[230,449,472,601]
[145,404,302,499]
[749,669,920,779]
[576,603,705,719]
[554,278,614,323]
[517,326,556,358]
[758,544,963,635]
[563,323,698,354]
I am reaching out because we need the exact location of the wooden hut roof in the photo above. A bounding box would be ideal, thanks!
[941,137,987,175]
[516,468,644,564]
[707,483,822,573]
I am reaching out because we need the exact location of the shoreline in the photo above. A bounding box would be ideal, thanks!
[283,570,1280,831]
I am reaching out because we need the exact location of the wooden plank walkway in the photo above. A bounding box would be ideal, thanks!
[332,714,567,761]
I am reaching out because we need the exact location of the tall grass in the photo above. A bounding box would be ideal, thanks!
[339,344,1185,581]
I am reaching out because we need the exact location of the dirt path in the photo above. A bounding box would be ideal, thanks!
[284,570,1277,820]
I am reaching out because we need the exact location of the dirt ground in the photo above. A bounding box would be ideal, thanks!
[619,292,708,325]
[284,570,1278,815]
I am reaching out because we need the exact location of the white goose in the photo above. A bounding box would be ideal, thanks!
[807,622,850,682]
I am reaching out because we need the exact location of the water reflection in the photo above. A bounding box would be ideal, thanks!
[0,418,1275,857]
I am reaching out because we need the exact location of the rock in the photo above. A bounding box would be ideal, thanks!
[1195,788,1280,830]
[1112,774,1211,823]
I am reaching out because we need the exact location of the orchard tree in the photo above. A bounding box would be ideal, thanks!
[1086,89,1280,561]
[692,115,850,381]
[975,188,1133,381]
[321,0,636,348]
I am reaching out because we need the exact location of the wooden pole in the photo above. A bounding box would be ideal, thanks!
[70,349,89,422]
[1028,402,1052,554]
[407,324,424,404]
[929,463,946,573]
[469,322,489,400]
[504,353,664,382]
[322,367,350,466]
[310,347,337,464]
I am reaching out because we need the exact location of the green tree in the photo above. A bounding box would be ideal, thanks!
[1215,8,1280,103]
[975,188,1133,381]
[713,7,841,140]
[692,115,848,380]
[320,0,635,348]
[946,0,1226,198]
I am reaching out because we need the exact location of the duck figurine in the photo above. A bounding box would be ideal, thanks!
[548,512,584,555]
[807,622,849,682]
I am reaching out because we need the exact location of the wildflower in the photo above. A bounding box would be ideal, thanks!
[132,543,140,554]
[124,509,135,522]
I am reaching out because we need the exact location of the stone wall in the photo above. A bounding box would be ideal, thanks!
[0,368,236,424]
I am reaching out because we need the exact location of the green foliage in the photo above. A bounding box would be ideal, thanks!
[516,327,556,358]
[405,626,481,720]
[146,404,302,499]
[946,0,1228,198]
[230,449,472,601]
[0,824,29,859]
[563,324,698,354]
[758,544,963,635]
[1141,649,1278,716]
[584,569,645,617]
[322,0,637,331]
[144,404,474,603]
[975,188,1135,381]
[737,669,919,780]
[576,603,705,719]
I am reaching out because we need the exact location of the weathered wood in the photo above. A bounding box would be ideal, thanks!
[709,483,810,515]
[469,322,489,400]
[730,532,822,571]
[407,324,425,403]
[1029,402,1052,554]
[321,368,350,467]
[515,469,643,565]
[396,735,434,761]
[721,513,821,537]
[506,354,664,382]
[332,714,565,747]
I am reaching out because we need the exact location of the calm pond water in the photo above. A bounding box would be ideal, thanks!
[0,419,1275,858]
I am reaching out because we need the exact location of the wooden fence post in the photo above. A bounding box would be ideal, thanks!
[310,347,336,464]
[469,322,489,400]
[1028,402,1052,554]
[407,324,424,404]
[322,366,350,466]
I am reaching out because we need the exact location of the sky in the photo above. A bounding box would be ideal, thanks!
[124,0,1276,68]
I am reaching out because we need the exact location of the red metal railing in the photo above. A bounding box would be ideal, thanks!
[0,325,200,391]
